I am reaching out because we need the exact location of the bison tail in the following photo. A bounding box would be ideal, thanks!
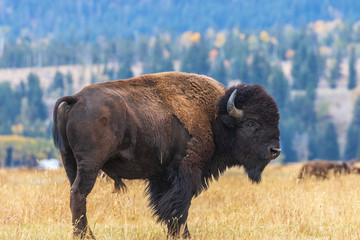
[52,96,78,151]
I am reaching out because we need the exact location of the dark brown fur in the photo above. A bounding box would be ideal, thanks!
[298,160,350,180]
[52,72,280,239]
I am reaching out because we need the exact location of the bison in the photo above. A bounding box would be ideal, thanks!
[52,72,281,238]
[298,160,350,180]
[350,166,360,174]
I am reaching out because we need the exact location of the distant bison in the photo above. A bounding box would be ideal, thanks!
[350,166,360,174]
[298,160,350,180]
[52,72,281,238]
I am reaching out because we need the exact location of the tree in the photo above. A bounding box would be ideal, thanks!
[103,65,115,81]
[291,31,323,90]
[5,146,13,167]
[211,60,228,85]
[231,55,248,83]
[180,36,209,75]
[117,39,134,79]
[291,30,308,90]
[26,73,47,121]
[344,97,360,159]
[290,93,316,132]
[344,123,360,159]
[49,71,65,96]
[280,117,298,162]
[117,60,133,79]
[65,72,74,95]
[316,121,340,160]
[348,46,357,90]
[329,51,342,88]
[268,66,289,110]
[148,37,174,73]
[249,50,271,87]
[292,132,309,162]
[0,82,20,134]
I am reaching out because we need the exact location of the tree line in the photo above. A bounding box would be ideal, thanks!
[1,0,360,41]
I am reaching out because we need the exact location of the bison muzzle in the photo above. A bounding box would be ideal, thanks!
[52,72,280,238]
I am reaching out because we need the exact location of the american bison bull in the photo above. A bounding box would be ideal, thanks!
[298,160,350,180]
[52,72,280,238]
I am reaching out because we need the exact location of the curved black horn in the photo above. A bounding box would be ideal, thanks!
[227,89,243,118]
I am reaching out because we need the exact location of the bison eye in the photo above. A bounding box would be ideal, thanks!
[246,122,254,128]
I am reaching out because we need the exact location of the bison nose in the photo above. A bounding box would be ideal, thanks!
[269,147,281,159]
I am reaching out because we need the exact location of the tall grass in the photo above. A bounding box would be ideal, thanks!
[0,164,359,239]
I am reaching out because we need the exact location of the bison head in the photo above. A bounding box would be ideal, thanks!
[214,84,280,183]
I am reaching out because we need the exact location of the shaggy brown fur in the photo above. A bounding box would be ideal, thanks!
[298,160,350,180]
[52,72,280,239]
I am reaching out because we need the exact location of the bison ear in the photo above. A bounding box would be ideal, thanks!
[220,115,236,129]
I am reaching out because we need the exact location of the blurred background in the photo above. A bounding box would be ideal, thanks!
[1,0,360,167]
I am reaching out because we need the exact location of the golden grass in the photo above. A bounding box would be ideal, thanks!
[1,164,360,240]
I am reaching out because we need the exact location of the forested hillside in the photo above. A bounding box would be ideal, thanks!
[1,1,360,165]
[0,0,360,39]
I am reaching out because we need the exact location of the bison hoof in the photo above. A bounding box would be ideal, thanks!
[73,228,95,239]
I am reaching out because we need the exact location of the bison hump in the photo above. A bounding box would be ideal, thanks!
[155,72,225,138]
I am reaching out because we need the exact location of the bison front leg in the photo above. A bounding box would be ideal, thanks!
[147,176,193,239]
[167,219,190,239]
[70,165,98,239]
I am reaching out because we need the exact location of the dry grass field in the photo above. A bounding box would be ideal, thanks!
[1,164,360,240]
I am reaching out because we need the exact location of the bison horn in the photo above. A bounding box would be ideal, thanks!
[227,89,243,118]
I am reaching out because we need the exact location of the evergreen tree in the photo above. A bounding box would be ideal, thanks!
[116,39,135,78]
[65,72,74,95]
[329,51,342,89]
[231,55,248,83]
[291,31,308,90]
[316,121,340,160]
[117,60,133,79]
[180,37,209,75]
[306,50,323,89]
[26,73,47,121]
[50,71,65,96]
[344,97,360,159]
[280,118,298,162]
[90,73,98,85]
[103,66,115,81]
[344,123,360,159]
[229,35,249,82]
[308,133,319,160]
[348,46,357,90]
[149,37,164,73]
[290,92,316,132]
[211,60,227,85]
[0,82,20,134]
[148,37,174,73]
[291,30,322,90]
[249,50,271,87]
[136,36,149,63]
[5,146,13,167]
[268,66,289,110]
[17,81,26,98]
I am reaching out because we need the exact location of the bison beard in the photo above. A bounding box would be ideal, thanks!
[52,72,280,239]
[244,161,268,183]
